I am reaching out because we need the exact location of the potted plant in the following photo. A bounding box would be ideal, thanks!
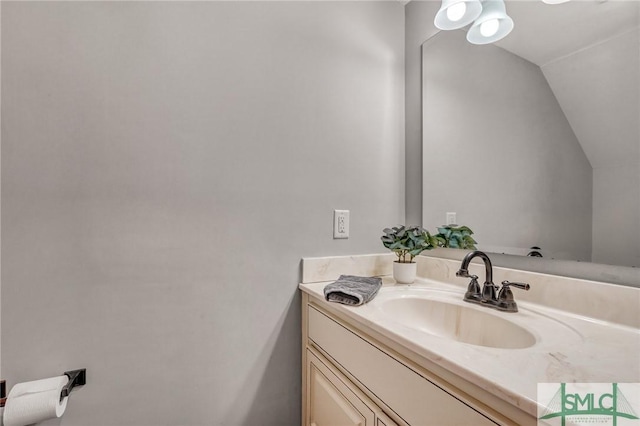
[435,225,477,250]
[381,225,442,284]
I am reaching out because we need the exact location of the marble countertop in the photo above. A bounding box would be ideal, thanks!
[299,275,640,417]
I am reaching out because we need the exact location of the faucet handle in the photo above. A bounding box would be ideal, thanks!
[501,280,530,291]
[463,275,483,304]
[496,280,530,312]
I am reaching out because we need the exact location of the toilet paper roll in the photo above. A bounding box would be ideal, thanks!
[3,376,69,426]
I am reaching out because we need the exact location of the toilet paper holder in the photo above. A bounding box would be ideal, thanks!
[60,369,86,401]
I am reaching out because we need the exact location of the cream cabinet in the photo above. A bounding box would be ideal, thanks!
[307,348,392,426]
[301,293,524,426]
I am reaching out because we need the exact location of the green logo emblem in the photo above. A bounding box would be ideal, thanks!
[539,383,639,426]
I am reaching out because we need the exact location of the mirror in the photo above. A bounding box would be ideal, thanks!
[422,1,639,268]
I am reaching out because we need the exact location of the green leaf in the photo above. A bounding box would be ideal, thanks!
[459,226,473,234]
[383,223,473,254]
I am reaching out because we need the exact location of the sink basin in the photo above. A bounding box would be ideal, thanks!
[377,294,537,349]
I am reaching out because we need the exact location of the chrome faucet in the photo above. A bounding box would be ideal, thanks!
[456,250,530,312]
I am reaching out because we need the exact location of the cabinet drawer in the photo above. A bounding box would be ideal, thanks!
[308,305,497,426]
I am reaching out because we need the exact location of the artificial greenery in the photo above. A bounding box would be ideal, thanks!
[381,225,443,263]
[435,225,477,250]
[381,224,478,262]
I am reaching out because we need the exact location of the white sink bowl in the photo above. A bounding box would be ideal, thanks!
[378,295,536,349]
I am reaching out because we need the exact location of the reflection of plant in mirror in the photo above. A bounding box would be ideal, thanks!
[436,225,477,250]
[381,225,443,263]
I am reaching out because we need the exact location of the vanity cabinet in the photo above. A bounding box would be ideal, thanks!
[307,348,396,426]
[302,293,520,426]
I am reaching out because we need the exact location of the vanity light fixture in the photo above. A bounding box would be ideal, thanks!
[436,0,568,45]
[434,0,483,30]
[466,0,514,45]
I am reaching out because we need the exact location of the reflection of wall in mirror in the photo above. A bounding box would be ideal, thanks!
[422,30,593,263]
[541,28,639,268]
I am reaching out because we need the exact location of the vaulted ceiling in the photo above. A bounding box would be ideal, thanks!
[496,0,639,170]
[496,1,638,66]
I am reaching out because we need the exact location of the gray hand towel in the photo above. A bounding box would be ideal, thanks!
[324,275,382,306]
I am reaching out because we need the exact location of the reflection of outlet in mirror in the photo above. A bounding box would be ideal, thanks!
[446,212,457,225]
[333,210,349,239]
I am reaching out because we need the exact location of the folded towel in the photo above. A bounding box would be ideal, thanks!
[324,275,382,306]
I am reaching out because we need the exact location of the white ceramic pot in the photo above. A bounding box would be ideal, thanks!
[393,261,417,284]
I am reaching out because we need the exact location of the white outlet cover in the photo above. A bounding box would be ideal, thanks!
[333,210,349,239]
[446,212,457,225]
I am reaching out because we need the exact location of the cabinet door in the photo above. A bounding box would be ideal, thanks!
[307,350,375,426]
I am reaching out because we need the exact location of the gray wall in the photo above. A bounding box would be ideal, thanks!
[541,29,640,267]
[0,2,405,425]
[592,165,640,266]
[404,0,440,226]
[421,30,593,261]
[0,1,3,380]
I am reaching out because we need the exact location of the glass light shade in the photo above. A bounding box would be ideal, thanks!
[447,2,467,22]
[434,0,483,30]
[466,0,514,45]
[480,18,499,37]
[541,0,571,4]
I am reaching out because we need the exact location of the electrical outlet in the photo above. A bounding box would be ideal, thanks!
[333,210,349,239]
[446,212,457,225]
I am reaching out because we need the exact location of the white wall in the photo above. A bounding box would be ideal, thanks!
[421,30,593,261]
[0,2,405,425]
[542,29,640,267]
